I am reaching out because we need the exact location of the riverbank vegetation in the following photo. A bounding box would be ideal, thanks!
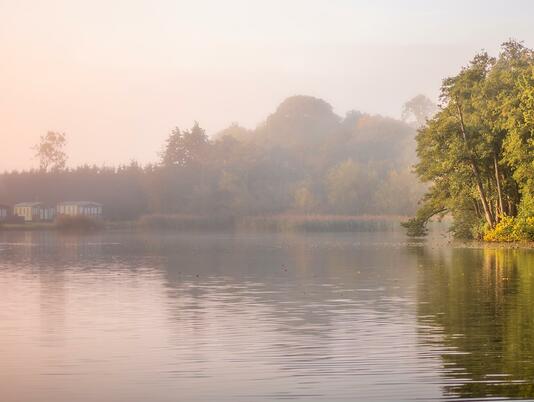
[0,95,426,221]
[138,214,402,232]
[404,40,534,242]
[236,215,400,232]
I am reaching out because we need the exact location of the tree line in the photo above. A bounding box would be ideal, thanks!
[0,95,427,220]
[404,40,534,241]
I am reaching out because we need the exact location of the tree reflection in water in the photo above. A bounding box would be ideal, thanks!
[416,246,534,399]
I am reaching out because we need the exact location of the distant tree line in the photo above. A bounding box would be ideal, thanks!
[0,95,428,220]
[404,40,534,241]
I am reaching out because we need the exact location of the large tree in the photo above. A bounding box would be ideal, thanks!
[161,122,210,167]
[405,41,534,240]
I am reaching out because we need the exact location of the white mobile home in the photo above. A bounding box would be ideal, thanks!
[57,201,103,218]
[40,206,56,221]
[0,204,9,221]
[13,202,44,222]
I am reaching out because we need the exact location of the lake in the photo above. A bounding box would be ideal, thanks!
[1,230,534,401]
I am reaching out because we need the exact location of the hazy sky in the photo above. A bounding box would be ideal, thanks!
[1,0,533,171]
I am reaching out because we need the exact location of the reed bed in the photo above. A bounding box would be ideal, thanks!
[138,214,404,232]
[237,214,404,232]
[138,214,236,231]
[55,215,104,232]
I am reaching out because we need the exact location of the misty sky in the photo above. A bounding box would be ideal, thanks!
[1,0,533,171]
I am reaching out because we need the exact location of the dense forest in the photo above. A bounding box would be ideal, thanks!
[0,96,426,221]
[404,40,534,241]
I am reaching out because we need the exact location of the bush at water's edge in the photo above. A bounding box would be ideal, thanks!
[484,216,534,242]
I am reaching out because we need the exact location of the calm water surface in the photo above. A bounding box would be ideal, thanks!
[1,231,534,401]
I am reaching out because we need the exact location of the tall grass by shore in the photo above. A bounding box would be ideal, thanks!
[55,215,104,232]
[137,214,235,231]
[0,214,406,233]
[237,215,403,232]
[137,214,405,232]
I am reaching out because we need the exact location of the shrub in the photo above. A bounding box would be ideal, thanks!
[515,216,534,241]
[483,216,517,242]
[401,217,428,237]
[483,215,534,242]
[55,215,104,232]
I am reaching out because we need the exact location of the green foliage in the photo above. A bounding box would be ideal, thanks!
[484,195,534,242]
[483,215,534,242]
[448,199,486,240]
[326,160,376,214]
[483,215,519,242]
[401,217,428,237]
[408,40,534,241]
[161,122,209,167]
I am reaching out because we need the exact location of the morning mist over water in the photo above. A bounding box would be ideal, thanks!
[2,232,534,401]
[1,1,534,401]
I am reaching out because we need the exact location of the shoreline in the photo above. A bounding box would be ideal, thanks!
[0,216,533,249]
[0,214,412,233]
[452,240,534,250]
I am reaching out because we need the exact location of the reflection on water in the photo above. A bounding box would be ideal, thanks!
[0,231,533,401]
[416,246,534,399]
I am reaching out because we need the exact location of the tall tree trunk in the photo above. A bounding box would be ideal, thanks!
[455,101,495,227]
[473,199,481,219]
[509,167,521,216]
[493,152,505,218]
[507,196,514,217]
